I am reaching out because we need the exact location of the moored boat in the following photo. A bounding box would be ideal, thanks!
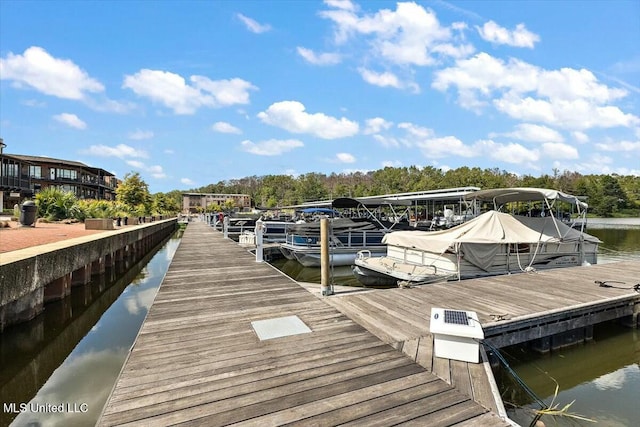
[353,188,601,286]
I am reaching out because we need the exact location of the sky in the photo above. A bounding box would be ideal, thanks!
[1,0,639,194]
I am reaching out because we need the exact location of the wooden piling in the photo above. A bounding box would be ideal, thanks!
[320,218,333,296]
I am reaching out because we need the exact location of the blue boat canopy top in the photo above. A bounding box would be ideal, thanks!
[300,207,341,216]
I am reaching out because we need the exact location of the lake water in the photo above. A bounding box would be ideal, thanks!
[0,230,182,427]
[497,225,640,427]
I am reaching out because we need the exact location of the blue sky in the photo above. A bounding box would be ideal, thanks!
[1,0,639,194]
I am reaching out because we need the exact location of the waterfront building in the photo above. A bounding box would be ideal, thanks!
[0,140,119,210]
[182,192,251,213]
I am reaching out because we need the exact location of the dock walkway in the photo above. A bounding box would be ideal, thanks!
[98,222,509,426]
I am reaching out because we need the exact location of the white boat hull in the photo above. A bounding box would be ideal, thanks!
[354,241,598,286]
[283,245,387,267]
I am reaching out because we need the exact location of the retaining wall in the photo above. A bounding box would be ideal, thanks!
[0,219,177,331]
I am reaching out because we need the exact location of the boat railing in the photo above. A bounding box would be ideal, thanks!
[356,250,372,260]
[285,229,386,248]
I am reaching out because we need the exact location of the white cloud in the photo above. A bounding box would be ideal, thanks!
[398,122,434,138]
[125,160,167,178]
[181,178,196,186]
[417,136,475,158]
[595,139,640,152]
[542,142,579,159]
[336,152,356,163]
[0,46,103,100]
[320,1,466,66]
[572,131,589,143]
[257,101,359,139]
[240,139,304,156]
[373,134,400,148]
[123,69,256,114]
[82,144,148,158]
[433,53,639,130]
[499,123,564,143]
[364,117,393,134]
[477,21,540,48]
[237,13,271,33]
[297,47,342,65]
[128,129,154,140]
[211,121,242,134]
[324,0,357,12]
[475,139,540,164]
[358,68,419,92]
[126,160,144,169]
[359,68,401,88]
[22,99,46,107]
[53,113,86,129]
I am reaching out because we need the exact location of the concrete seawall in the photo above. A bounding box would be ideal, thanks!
[0,219,177,331]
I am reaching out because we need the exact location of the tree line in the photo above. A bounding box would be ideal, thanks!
[157,166,640,217]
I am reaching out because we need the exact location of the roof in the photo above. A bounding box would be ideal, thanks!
[464,187,588,210]
[331,197,413,208]
[9,154,115,176]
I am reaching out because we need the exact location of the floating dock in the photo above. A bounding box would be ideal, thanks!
[98,221,639,426]
[98,221,510,426]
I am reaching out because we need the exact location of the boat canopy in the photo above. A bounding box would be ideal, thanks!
[464,188,588,210]
[331,197,413,208]
[300,207,341,216]
[383,210,601,254]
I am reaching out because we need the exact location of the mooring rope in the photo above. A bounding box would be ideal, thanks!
[479,339,547,409]
[595,280,640,292]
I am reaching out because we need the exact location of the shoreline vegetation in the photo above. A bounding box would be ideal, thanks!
[171,167,640,218]
[585,217,640,228]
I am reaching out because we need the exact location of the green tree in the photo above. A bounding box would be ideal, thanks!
[295,173,328,203]
[152,193,181,214]
[116,172,152,214]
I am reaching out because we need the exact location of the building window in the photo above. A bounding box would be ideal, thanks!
[29,165,42,178]
[5,163,19,177]
[56,168,78,180]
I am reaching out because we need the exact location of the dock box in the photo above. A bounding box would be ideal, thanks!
[430,308,484,363]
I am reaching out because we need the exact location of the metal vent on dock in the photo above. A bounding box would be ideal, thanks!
[251,315,312,341]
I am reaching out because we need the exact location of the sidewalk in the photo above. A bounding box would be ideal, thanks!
[0,219,112,253]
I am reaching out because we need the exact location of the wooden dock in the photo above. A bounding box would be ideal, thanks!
[98,221,510,426]
[323,260,640,349]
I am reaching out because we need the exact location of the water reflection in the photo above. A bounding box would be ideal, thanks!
[498,324,640,426]
[591,227,640,263]
[0,231,181,427]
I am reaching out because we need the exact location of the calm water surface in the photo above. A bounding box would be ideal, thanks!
[0,230,182,427]
[499,225,640,427]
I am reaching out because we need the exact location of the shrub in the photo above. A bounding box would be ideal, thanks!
[35,188,80,221]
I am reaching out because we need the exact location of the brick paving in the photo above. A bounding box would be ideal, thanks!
[0,220,116,253]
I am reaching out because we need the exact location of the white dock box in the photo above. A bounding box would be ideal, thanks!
[430,308,484,363]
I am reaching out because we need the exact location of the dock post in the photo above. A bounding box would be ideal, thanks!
[255,219,264,262]
[320,218,334,296]
[223,216,230,239]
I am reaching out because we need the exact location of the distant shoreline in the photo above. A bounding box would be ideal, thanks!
[584,217,640,229]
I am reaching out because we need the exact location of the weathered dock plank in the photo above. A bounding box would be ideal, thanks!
[98,222,510,427]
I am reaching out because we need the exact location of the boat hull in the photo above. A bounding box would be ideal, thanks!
[287,246,387,267]
[353,243,599,285]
